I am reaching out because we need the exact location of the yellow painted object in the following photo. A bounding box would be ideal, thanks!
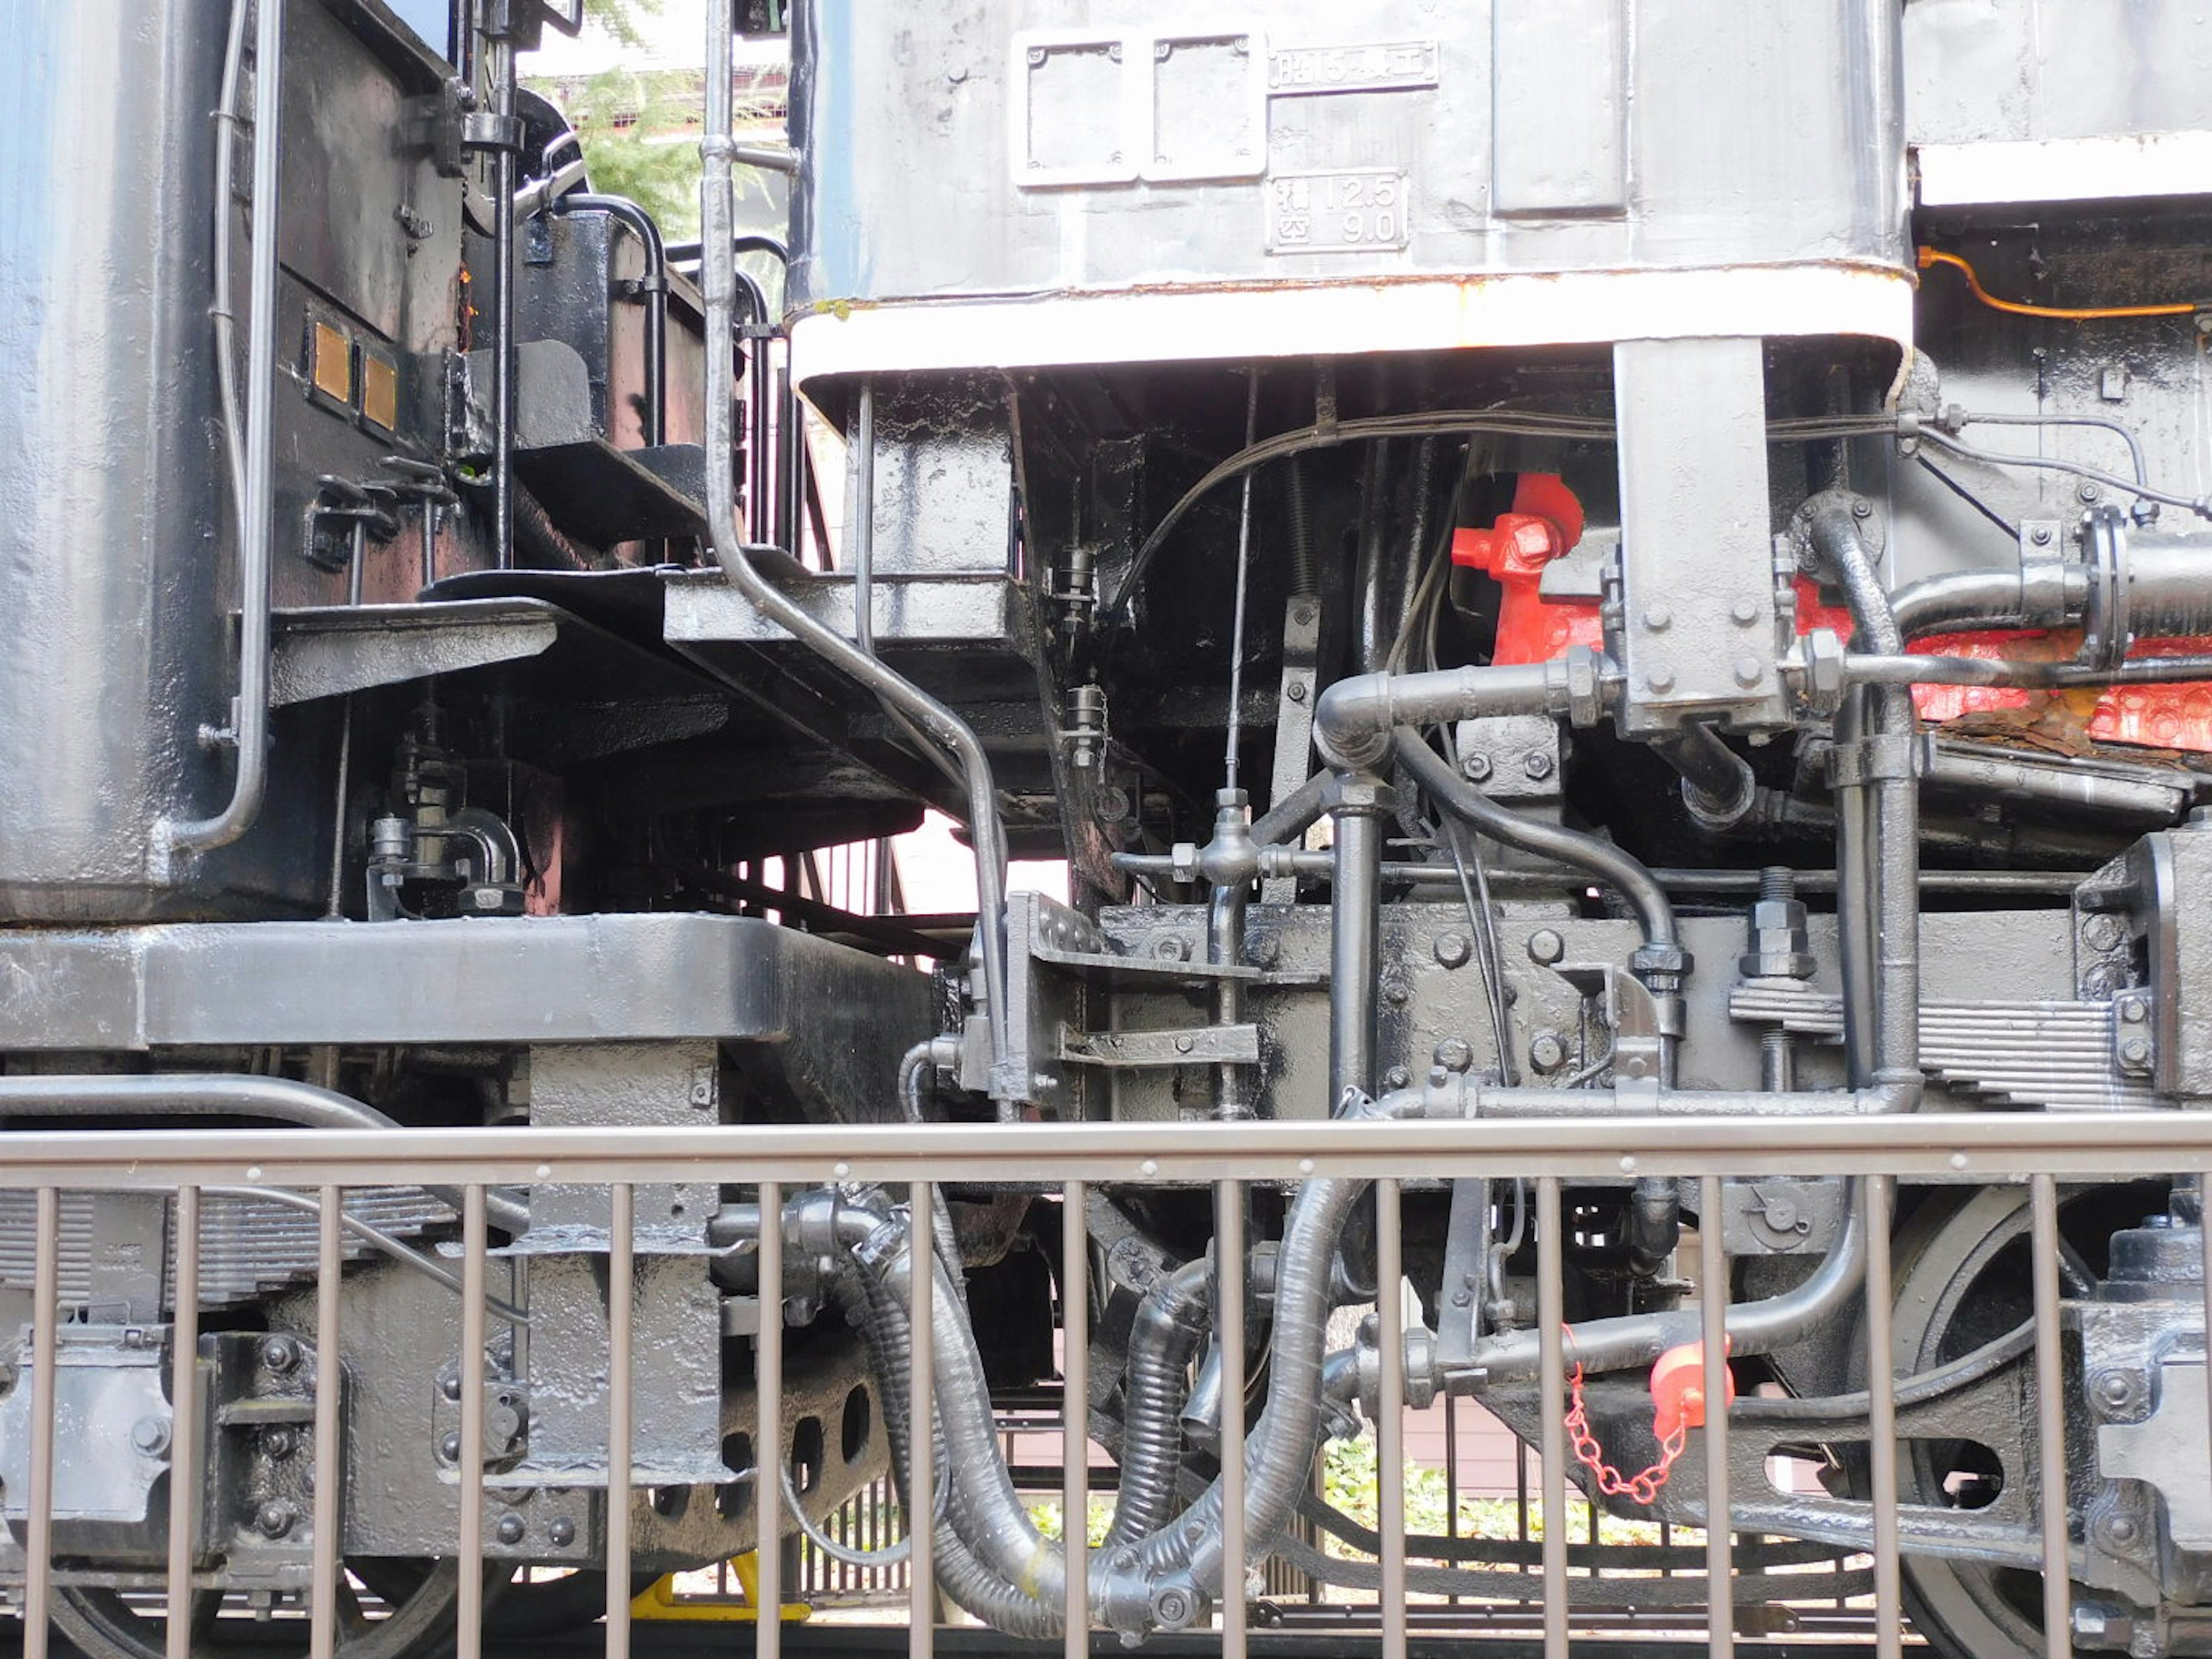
[629,1552,811,1623]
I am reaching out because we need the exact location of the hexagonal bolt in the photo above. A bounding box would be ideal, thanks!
[1528,1032,1569,1074]
[1522,750,1555,782]
[254,1499,296,1539]
[259,1334,302,1374]
[1461,752,1493,783]
[130,1415,172,1457]
[1433,1037,1475,1074]
[2120,1036,2153,1069]
[1382,1065,1411,1090]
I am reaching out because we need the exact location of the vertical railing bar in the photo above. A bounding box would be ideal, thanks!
[606,1183,637,1659]
[1444,1395,1460,1606]
[1217,1180,1248,1659]
[1064,1180,1090,1659]
[2030,1175,2070,1659]
[1536,1177,1568,1659]
[309,1185,343,1659]
[1862,1176,1902,1659]
[1376,1179,1406,1659]
[165,1187,202,1659]
[909,1182,935,1658]
[457,1185,487,1659]
[758,1178,785,1659]
[1698,1175,1731,1658]
[24,1187,59,1659]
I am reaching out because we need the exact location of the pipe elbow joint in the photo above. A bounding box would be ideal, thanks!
[1314,673,1393,773]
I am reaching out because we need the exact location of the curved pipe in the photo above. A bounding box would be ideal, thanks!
[1315,661,1562,773]
[0,1074,529,1236]
[1105,1259,1212,1547]
[164,0,282,860]
[1889,566,2086,642]
[702,16,1014,1104]
[1392,730,1677,956]
[1650,721,1757,831]
[554,193,667,445]
[852,1090,1423,1638]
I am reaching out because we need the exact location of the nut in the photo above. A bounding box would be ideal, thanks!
[259,1334,301,1373]
[130,1415,172,1457]
[1522,749,1555,782]
[1462,752,1492,782]
[1433,1037,1475,1074]
[255,1499,296,1539]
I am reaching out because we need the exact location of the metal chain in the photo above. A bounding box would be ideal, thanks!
[1564,1359,1688,1506]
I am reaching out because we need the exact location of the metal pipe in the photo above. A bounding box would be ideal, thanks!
[1812,505,1920,1097]
[165,0,282,858]
[607,1183,636,1658]
[0,1074,529,1234]
[1117,849,2085,897]
[702,22,1014,1100]
[1315,660,1564,774]
[1376,1179,1406,1659]
[1330,782,1386,1102]
[555,194,667,445]
[489,39,518,568]
[1392,731,1679,957]
[1850,650,2212,690]
[1207,789,1255,1120]
[1891,566,2085,641]
[24,1188,56,1659]
[1651,721,1757,832]
[907,1184,936,1653]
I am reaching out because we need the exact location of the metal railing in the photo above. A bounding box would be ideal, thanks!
[4,1108,2208,1658]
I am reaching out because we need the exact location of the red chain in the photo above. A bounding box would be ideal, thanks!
[1563,1358,1687,1506]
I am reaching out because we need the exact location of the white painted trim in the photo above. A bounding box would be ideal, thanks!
[1915,131,2212,207]
[789,264,1915,391]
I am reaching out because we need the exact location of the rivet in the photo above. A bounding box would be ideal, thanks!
[496,1513,527,1545]
[1619,1156,1637,1173]
[1139,1159,1158,1177]
[548,1517,577,1547]
[1643,605,1672,632]
[833,1161,851,1179]
[1433,931,1471,969]
[535,1164,552,1180]
[1950,1152,1968,1170]
[1730,598,1760,626]
[1297,1158,1315,1176]
[1527,929,1565,965]
[1734,657,1764,687]
[1647,666,1676,694]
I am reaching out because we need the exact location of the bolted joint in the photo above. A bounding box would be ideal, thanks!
[1323,772,1395,819]
[1740,896,1817,981]
[1628,942,1692,992]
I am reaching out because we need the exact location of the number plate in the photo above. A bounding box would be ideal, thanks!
[1268,40,1440,97]
[1265,169,1410,255]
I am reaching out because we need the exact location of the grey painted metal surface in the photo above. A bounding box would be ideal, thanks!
[791,0,1907,310]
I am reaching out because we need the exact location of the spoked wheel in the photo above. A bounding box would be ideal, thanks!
[1883,1182,2158,1659]
[49,1558,501,1659]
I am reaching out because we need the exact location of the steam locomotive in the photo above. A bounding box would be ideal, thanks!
[5,1,2212,1654]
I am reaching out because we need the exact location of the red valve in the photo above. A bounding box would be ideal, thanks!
[1452,475,1597,666]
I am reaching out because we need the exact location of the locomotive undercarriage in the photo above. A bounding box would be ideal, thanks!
[9,1,2212,1656]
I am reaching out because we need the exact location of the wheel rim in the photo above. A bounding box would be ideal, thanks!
[1884,1181,2161,1659]
[48,1559,492,1659]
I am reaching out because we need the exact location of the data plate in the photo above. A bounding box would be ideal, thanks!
[1265,169,1411,255]
[1268,40,1439,97]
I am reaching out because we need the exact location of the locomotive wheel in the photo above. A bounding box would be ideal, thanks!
[49,1558,498,1659]
[1882,1183,2154,1659]
[487,1569,657,1636]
